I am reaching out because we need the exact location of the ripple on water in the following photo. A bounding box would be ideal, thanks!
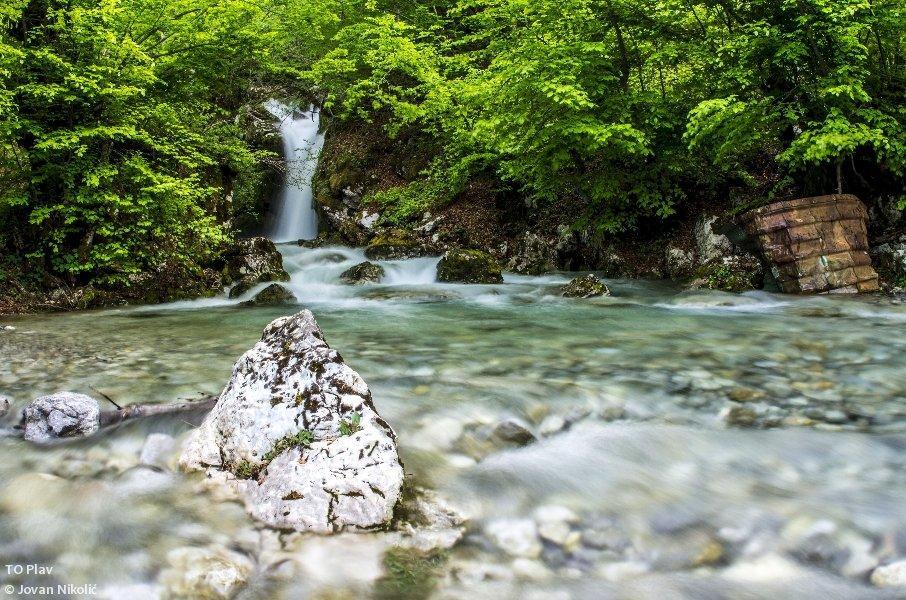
[0,246,904,597]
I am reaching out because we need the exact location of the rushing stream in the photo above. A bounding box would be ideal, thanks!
[1,246,905,598]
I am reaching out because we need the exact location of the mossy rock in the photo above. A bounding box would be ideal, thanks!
[339,261,385,285]
[365,229,424,260]
[99,261,222,305]
[436,249,503,284]
[562,274,610,298]
[239,283,296,307]
[691,255,764,293]
[222,237,290,285]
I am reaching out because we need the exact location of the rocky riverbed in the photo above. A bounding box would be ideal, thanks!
[0,245,904,598]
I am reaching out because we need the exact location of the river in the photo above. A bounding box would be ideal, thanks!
[1,244,904,598]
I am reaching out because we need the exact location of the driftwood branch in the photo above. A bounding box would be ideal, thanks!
[99,396,218,427]
[1,396,218,439]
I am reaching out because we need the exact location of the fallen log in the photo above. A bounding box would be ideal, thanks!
[2,395,218,441]
[99,396,217,427]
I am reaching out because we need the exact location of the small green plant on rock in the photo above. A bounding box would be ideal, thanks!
[374,548,447,600]
[339,412,362,436]
[262,429,315,463]
[232,460,258,480]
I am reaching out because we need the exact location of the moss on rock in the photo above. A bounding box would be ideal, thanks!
[436,249,503,284]
[690,255,764,293]
[365,229,424,260]
[340,261,385,285]
[562,274,610,298]
[374,547,447,600]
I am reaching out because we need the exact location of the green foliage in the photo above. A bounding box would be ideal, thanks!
[262,429,315,463]
[301,0,905,229]
[374,548,447,600]
[1,0,282,283]
[339,411,362,436]
[3,0,904,283]
[232,460,258,480]
[684,0,906,194]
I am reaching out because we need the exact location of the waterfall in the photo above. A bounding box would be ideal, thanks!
[264,100,325,242]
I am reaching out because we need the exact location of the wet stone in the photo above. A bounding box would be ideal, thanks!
[491,419,536,447]
[561,274,610,298]
[339,261,385,285]
[22,392,100,442]
[239,283,296,307]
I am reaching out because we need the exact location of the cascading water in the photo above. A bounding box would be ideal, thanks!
[264,100,325,242]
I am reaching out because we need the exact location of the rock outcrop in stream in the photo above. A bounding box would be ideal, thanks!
[437,249,503,284]
[224,237,291,298]
[22,392,100,442]
[180,310,404,533]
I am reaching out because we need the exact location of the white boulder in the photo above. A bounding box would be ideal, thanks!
[180,310,404,533]
[871,560,906,588]
[22,392,100,442]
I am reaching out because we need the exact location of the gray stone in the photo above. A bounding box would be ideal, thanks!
[562,274,610,298]
[871,236,906,286]
[871,560,906,588]
[485,518,543,558]
[437,249,504,284]
[695,215,734,263]
[492,419,536,447]
[239,283,296,307]
[160,546,254,599]
[538,415,567,437]
[339,261,385,285]
[225,237,291,297]
[506,232,558,275]
[22,392,100,442]
[665,246,695,278]
[180,310,404,533]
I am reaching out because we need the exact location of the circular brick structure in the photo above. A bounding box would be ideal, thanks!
[740,194,879,294]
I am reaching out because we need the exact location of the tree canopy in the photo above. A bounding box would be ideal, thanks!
[2,0,904,283]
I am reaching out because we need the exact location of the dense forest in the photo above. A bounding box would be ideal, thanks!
[1,0,904,299]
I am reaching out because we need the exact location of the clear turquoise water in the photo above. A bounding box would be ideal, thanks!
[0,245,904,598]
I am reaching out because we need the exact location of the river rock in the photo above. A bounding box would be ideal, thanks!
[485,518,543,558]
[871,560,906,588]
[695,215,734,263]
[506,232,558,275]
[871,236,906,286]
[437,249,503,284]
[562,274,610,298]
[665,246,695,279]
[340,261,385,285]
[689,253,764,292]
[22,392,100,442]
[0,395,9,418]
[239,283,296,307]
[180,310,404,533]
[161,546,254,599]
[224,237,290,295]
[364,229,423,260]
[491,419,536,447]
